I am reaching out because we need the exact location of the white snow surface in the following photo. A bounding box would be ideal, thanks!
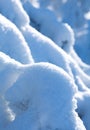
[0,14,33,64]
[0,0,29,28]
[22,2,75,52]
[4,63,86,130]
[0,0,90,130]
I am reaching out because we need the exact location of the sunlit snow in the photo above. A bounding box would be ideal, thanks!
[0,0,90,130]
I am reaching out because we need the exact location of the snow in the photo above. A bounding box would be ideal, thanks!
[0,0,90,130]
[0,14,33,64]
[74,27,90,64]
[0,52,23,128]
[0,52,24,95]
[22,25,73,77]
[5,63,85,130]
[0,0,29,28]
[76,91,90,130]
[22,2,75,52]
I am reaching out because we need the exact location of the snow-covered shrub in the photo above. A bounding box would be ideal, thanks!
[0,0,29,28]
[0,52,24,129]
[22,24,90,91]
[37,0,87,28]
[76,91,90,130]
[22,2,75,52]
[22,25,73,76]
[0,0,90,130]
[5,63,86,130]
[0,14,34,64]
[0,52,24,94]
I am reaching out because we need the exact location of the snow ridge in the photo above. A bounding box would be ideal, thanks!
[0,0,90,130]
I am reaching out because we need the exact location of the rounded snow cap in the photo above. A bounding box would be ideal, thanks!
[54,23,75,53]
[0,14,34,64]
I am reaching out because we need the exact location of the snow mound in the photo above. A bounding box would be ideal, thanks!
[0,14,34,64]
[22,2,75,52]
[0,0,29,28]
[0,52,24,129]
[22,25,90,91]
[0,52,24,95]
[22,25,73,77]
[0,0,90,130]
[76,91,90,130]
[5,63,85,130]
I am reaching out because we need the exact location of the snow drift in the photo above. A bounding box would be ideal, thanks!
[0,14,33,64]
[0,0,90,130]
